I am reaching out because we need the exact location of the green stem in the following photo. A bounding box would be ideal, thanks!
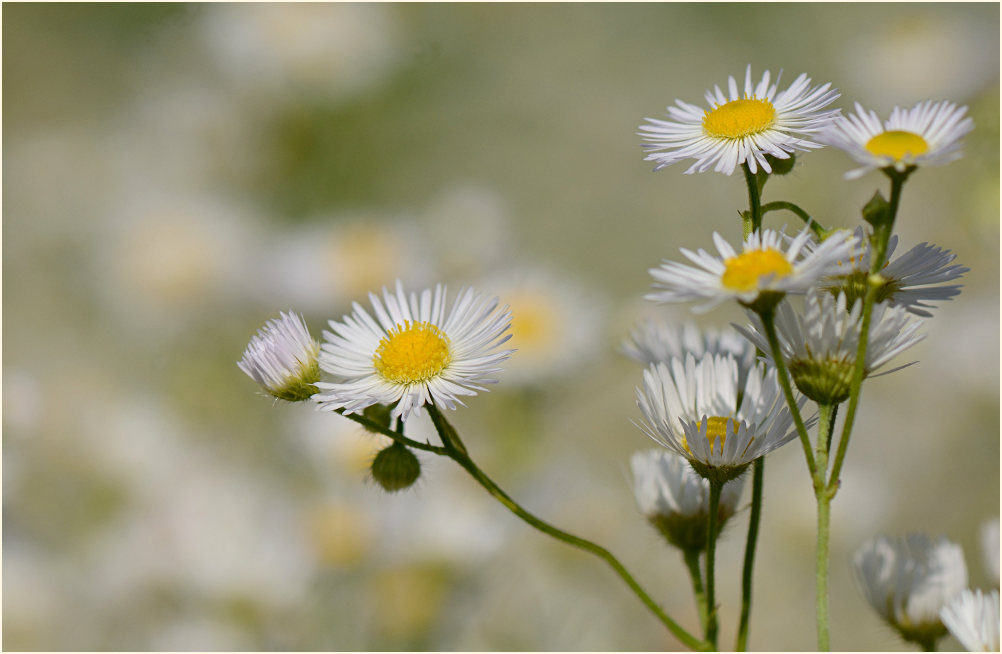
[824,403,839,454]
[684,549,709,633]
[742,163,764,236]
[759,307,816,478]
[338,409,448,455]
[815,402,835,651]
[735,457,764,651]
[426,406,708,651]
[760,200,829,241]
[704,481,722,649]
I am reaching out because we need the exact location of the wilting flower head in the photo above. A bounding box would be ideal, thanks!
[313,280,513,422]
[823,100,974,179]
[852,533,968,648]
[639,65,841,175]
[940,589,1000,652]
[815,226,969,317]
[736,289,925,404]
[630,449,745,552]
[647,227,858,313]
[238,311,321,402]
[635,353,805,484]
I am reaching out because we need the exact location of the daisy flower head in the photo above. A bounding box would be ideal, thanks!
[940,589,1000,652]
[238,311,321,402]
[823,100,974,179]
[313,280,513,422]
[852,533,969,648]
[735,288,925,404]
[635,353,806,484]
[647,227,858,313]
[630,448,745,552]
[818,227,969,318]
[621,320,757,389]
[638,65,840,175]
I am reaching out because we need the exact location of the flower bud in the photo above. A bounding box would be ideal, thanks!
[370,442,421,492]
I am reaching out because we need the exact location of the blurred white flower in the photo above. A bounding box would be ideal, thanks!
[940,589,1000,652]
[639,65,840,175]
[238,311,321,402]
[479,267,604,386]
[982,518,1000,587]
[852,533,968,647]
[199,3,403,104]
[630,449,744,551]
[424,185,514,278]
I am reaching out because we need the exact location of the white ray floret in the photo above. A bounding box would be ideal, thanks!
[823,100,974,179]
[852,533,969,646]
[647,227,858,312]
[238,311,321,402]
[639,65,841,175]
[940,589,1000,652]
[313,280,513,422]
[635,353,805,483]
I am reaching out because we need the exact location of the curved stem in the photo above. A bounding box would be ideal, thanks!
[337,409,449,455]
[735,457,764,651]
[759,307,816,478]
[684,549,709,633]
[426,406,708,651]
[760,200,828,241]
[704,481,722,649]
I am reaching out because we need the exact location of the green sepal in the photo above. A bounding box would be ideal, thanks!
[862,190,891,229]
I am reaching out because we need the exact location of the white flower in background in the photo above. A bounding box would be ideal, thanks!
[479,267,604,386]
[262,218,434,315]
[815,226,969,317]
[736,289,925,403]
[621,320,757,389]
[630,449,745,552]
[238,311,321,402]
[940,589,1001,652]
[639,65,840,175]
[982,518,1000,587]
[647,227,858,312]
[314,281,513,421]
[852,533,969,647]
[199,3,402,104]
[424,185,514,278]
[823,100,973,179]
[635,353,804,483]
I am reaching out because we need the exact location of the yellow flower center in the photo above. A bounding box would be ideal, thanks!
[373,321,452,384]
[683,416,740,454]
[703,98,776,139]
[721,248,793,292]
[864,130,929,162]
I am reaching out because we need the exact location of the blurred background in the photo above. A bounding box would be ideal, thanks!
[3,3,999,651]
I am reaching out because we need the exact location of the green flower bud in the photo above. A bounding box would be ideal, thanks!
[765,152,796,176]
[370,442,421,492]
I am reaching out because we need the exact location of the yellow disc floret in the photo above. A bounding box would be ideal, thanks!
[682,416,740,454]
[721,248,793,292]
[373,321,452,384]
[865,130,929,162]
[703,98,777,139]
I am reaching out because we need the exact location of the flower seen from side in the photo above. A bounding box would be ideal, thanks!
[238,311,321,402]
[635,353,805,484]
[823,100,974,179]
[647,227,858,313]
[852,533,969,648]
[816,226,969,317]
[638,65,840,175]
[313,281,513,422]
[940,589,1000,652]
[621,320,758,389]
[735,289,925,404]
[630,448,745,553]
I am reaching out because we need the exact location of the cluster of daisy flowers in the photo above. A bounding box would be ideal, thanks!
[234,63,986,651]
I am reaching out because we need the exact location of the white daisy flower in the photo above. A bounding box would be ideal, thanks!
[852,533,969,648]
[647,227,858,313]
[981,518,1000,587]
[817,227,969,318]
[238,311,321,402]
[635,353,805,484]
[940,589,1000,652]
[621,320,758,389]
[823,100,974,179]
[735,289,925,404]
[313,280,513,422]
[630,449,745,552]
[638,65,840,175]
